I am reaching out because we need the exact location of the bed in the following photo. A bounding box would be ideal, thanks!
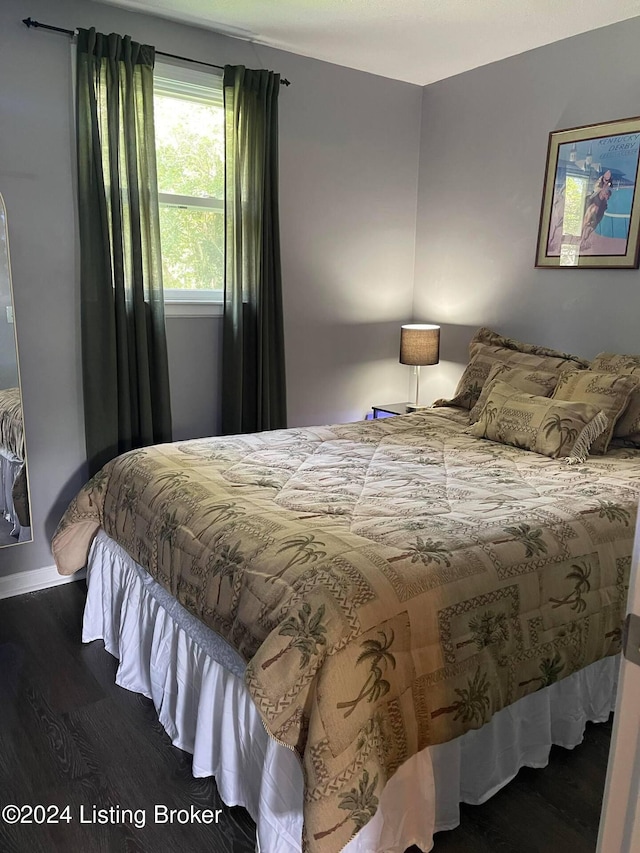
[0,386,30,542]
[52,328,640,852]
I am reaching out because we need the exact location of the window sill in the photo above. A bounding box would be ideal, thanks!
[165,301,223,318]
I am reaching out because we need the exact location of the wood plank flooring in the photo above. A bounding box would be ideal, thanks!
[0,581,612,853]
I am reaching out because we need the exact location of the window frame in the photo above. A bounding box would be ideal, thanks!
[153,61,225,317]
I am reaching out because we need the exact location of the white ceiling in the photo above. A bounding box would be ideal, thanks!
[98,0,640,85]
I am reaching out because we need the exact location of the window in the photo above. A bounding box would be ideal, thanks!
[153,63,225,311]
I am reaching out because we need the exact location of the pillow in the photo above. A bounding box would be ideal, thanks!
[591,352,640,374]
[434,327,589,411]
[591,352,640,445]
[551,370,640,454]
[469,363,560,424]
[469,327,590,368]
[433,350,493,410]
[469,380,608,463]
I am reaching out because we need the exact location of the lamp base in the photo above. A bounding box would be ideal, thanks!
[406,403,430,412]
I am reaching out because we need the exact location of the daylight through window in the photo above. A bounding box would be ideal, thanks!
[154,64,224,303]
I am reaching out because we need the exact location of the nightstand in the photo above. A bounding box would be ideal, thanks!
[371,402,412,418]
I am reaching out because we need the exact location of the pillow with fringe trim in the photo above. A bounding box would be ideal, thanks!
[590,352,640,446]
[469,380,608,464]
[551,370,640,454]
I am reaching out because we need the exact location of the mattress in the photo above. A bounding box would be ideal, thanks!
[84,530,618,853]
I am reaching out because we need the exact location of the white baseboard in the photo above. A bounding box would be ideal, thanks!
[0,564,86,600]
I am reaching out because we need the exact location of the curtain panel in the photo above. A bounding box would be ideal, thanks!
[222,65,287,435]
[76,27,172,476]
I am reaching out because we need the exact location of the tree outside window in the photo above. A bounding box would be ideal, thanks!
[154,65,224,302]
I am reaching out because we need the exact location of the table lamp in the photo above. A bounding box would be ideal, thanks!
[400,324,440,410]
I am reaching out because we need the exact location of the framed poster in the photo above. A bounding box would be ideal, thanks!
[536,116,640,269]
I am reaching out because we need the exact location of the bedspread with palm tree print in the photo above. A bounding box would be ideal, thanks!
[0,387,24,459]
[52,406,640,852]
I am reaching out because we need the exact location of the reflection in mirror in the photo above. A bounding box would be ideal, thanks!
[0,194,31,546]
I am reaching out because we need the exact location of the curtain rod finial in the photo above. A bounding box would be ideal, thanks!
[23,17,36,28]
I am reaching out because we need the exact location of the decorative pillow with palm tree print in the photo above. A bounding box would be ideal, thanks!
[469,380,608,463]
[590,352,640,446]
[433,327,589,411]
[434,345,584,412]
[468,363,560,424]
[551,370,640,454]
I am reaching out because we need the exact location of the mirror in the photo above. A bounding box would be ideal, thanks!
[0,194,31,545]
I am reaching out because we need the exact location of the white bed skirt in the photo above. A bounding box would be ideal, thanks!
[83,531,618,853]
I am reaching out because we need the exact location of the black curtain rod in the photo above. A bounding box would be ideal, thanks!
[22,17,291,85]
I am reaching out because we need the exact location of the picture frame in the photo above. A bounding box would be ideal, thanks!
[535,116,640,269]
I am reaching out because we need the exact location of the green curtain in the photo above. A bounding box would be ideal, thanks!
[76,27,172,476]
[222,65,287,435]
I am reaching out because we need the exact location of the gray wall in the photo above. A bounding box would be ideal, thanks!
[0,0,421,577]
[166,317,222,440]
[414,16,640,404]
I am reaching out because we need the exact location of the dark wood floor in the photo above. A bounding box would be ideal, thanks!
[0,581,612,853]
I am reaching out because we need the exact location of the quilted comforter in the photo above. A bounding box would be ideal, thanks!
[52,407,640,852]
